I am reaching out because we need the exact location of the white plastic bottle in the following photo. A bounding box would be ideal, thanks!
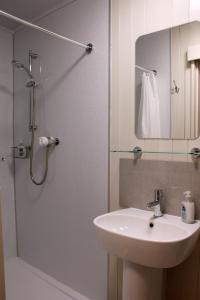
[181,191,195,224]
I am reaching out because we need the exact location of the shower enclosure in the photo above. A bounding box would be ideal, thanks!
[0,1,109,300]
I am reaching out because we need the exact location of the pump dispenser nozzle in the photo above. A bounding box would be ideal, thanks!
[181,190,195,224]
[184,191,192,201]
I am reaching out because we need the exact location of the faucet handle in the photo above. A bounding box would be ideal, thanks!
[147,200,159,208]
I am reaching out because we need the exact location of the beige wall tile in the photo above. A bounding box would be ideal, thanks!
[120,158,200,218]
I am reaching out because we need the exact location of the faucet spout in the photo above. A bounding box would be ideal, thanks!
[147,189,163,218]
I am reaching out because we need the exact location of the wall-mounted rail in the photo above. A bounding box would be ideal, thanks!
[0,9,93,53]
[111,147,200,159]
[135,65,157,75]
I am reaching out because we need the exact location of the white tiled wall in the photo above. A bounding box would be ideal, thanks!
[190,0,200,21]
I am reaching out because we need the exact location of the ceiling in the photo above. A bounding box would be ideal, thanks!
[0,0,69,30]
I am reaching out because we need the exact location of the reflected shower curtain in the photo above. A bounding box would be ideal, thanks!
[189,61,200,139]
[137,72,161,138]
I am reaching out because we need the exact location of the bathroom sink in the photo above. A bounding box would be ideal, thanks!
[93,208,200,268]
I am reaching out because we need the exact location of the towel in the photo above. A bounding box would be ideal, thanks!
[137,72,161,138]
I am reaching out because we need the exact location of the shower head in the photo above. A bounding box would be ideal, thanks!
[12,60,34,80]
[12,60,24,69]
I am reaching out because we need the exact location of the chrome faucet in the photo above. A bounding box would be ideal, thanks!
[147,189,163,218]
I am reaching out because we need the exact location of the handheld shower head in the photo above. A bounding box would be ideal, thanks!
[12,60,24,69]
[12,60,34,80]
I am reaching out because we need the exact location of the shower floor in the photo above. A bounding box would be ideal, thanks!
[5,257,91,300]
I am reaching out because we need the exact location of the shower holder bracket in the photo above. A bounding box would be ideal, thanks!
[29,124,38,131]
[29,50,38,59]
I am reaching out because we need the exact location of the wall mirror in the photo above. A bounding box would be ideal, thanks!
[135,21,200,140]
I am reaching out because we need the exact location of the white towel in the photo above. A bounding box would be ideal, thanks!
[137,72,161,138]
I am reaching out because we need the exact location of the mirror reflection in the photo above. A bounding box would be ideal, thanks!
[135,21,200,140]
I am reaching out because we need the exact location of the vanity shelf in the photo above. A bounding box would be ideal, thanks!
[111,147,200,159]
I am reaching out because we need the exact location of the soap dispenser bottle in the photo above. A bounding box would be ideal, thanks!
[181,191,195,224]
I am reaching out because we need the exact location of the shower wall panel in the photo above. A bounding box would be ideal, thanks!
[13,1,109,300]
[0,27,16,258]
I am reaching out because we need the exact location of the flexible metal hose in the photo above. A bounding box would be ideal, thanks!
[29,85,49,185]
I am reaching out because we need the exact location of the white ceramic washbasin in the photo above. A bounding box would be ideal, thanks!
[94,208,200,268]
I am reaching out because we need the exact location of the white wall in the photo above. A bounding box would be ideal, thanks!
[14,1,109,300]
[135,29,171,138]
[0,27,16,258]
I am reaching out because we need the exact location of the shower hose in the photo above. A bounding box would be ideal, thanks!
[29,83,49,185]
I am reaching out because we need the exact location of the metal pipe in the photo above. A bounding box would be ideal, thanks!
[0,9,93,52]
[135,65,157,75]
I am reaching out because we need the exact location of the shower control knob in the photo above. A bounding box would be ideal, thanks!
[39,137,60,147]
[39,137,49,147]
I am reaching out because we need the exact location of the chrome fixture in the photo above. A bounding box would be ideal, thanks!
[131,146,200,159]
[171,79,180,94]
[12,60,33,79]
[0,143,30,161]
[133,146,142,159]
[39,137,60,147]
[13,50,60,185]
[0,9,93,53]
[135,64,157,76]
[29,50,38,73]
[26,80,36,88]
[191,147,200,158]
[147,189,163,218]
[12,143,30,159]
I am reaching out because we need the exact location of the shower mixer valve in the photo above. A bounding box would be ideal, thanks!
[39,136,60,147]
[12,143,30,159]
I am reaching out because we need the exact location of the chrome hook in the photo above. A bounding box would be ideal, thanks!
[171,80,180,94]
